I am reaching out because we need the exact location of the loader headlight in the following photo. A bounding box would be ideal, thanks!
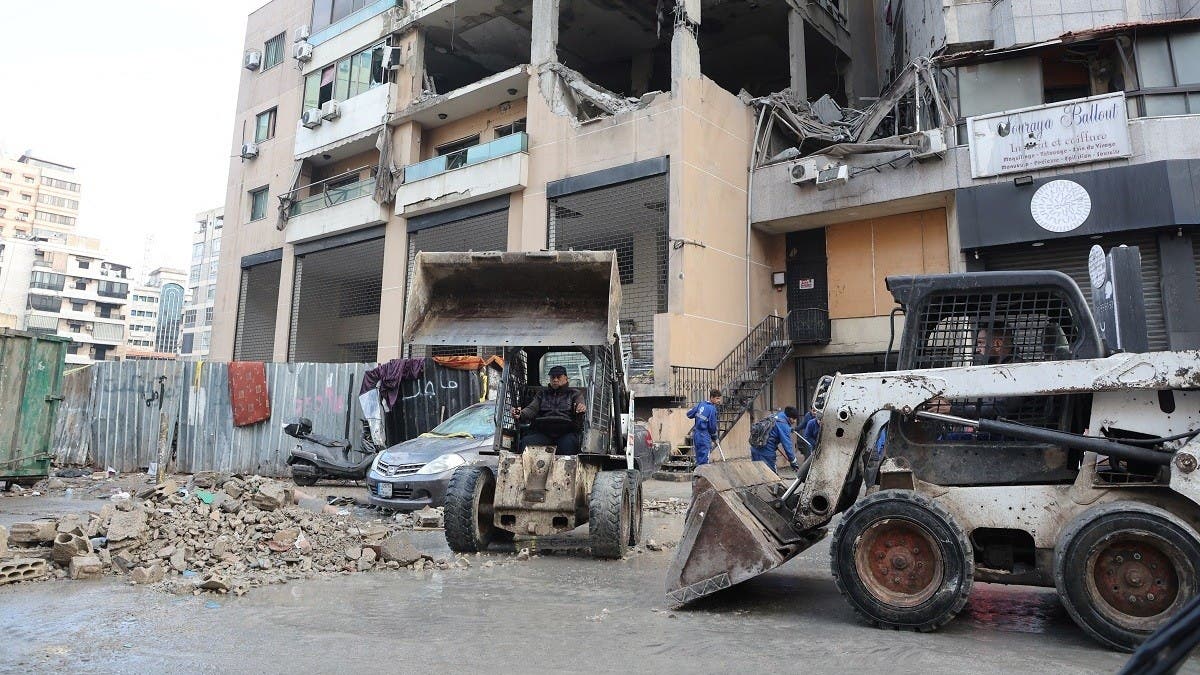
[810,375,834,419]
[416,453,466,475]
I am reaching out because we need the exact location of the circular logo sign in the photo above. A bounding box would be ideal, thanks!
[1030,179,1091,233]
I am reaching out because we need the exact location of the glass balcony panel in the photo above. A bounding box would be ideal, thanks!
[402,132,528,184]
[288,177,376,217]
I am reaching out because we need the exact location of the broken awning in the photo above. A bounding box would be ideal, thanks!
[935,17,1200,67]
[295,124,383,162]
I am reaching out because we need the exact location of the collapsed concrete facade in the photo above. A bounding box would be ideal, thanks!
[213,0,1200,452]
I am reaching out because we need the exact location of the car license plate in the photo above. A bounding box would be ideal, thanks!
[378,482,392,498]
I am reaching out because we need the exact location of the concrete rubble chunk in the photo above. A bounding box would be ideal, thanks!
[170,548,186,572]
[267,529,299,552]
[56,514,83,534]
[251,481,288,511]
[51,532,92,566]
[357,548,377,572]
[413,506,443,529]
[68,554,103,580]
[105,509,149,549]
[131,564,165,584]
[199,572,230,592]
[0,525,7,559]
[380,535,428,566]
[10,521,58,545]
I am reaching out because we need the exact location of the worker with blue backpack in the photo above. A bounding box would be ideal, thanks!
[749,406,801,474]
[686,388,722,466]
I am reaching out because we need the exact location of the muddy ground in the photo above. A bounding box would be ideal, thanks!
[0,477,1192,674]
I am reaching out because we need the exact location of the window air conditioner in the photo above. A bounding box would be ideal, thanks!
[911,128,948,161]
[295,24,310,41]
[301,108,324,129]
[320,100,340,121]
[243,50,262,71]
[293,41,313,62]
[240,143,259,160]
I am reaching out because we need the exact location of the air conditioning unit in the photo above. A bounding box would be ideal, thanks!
[293,41,313,62]
[240,142,259,160]
[243,50,262,71]
[788,158,820,185]
[301,108,324,129]
[384,45,403,70]
[911,128,948,161]
[295,24,310,41]
[320,100,340,121]
[815,164,849,191]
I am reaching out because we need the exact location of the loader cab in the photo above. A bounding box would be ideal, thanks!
[882,272,1104,487]
[493,345,629,459]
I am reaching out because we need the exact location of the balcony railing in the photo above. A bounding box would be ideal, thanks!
[403,132,528,184]
[286,169,377,218]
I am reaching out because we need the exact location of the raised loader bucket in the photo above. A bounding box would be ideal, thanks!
[404,250,622,348]
[666,459,827,605]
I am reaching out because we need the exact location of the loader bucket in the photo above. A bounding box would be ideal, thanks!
[666,459,827,605]
[403,250,622,347]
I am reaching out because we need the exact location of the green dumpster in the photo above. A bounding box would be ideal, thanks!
[0,329,69,487]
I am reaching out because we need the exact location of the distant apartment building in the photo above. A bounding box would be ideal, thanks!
[125,267,188,360]
[0,232,133,363]
[0,153,81,239]
[180,207,223,360]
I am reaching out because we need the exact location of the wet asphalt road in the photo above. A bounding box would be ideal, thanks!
[0,480,1193,674]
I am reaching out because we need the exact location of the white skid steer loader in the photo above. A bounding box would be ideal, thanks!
[667,270,1200,652]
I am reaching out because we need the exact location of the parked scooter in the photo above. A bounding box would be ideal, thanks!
[283,418,378,486]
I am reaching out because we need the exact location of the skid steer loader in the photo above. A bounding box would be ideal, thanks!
[667,270,1200,651]
[403,251,642,558]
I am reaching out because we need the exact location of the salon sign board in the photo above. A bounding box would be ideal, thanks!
[967,92,1131,178]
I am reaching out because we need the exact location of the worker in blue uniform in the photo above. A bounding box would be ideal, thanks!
[751,406,801,474]
[686,389,722,466]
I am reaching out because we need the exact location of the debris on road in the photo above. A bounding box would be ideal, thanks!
[643,497,688,515]
[0,474,439,596]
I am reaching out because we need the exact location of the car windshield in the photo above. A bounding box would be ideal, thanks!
[428,405,495,438]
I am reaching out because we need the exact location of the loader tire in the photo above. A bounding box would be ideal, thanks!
[590,471,631,559]
[444,466,497,553]
[628,473,643,548]
[831,490,972,632]
[1054,503,1200,652]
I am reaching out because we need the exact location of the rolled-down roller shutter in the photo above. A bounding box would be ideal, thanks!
[980,231,1166,351]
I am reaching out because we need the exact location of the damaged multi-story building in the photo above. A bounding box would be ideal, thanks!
[213,0,1200,448]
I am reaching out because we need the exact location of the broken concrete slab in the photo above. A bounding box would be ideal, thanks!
[413,506,443,529]
[105,509,149,549]
[380,535,427,566]
[131,564,165,584]
[68,554,103,580]
[0,525,7,559]
[9,521,58,545]
[251,481,288,511]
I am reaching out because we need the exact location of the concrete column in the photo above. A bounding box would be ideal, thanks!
[671,0,701,91]
[377,122,422,361]
[531,0,559,65]
[789,9,807,98]
[271,247,295,362]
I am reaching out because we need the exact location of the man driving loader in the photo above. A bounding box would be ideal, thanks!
[512,365,587,455]
[930,325,1025,419]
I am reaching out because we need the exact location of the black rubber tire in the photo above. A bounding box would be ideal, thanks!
[290,462,319,487]
[444,466,497,553]
[1054,504,1200,652]
[627,472,643,547]
[831,489,973,632]
[590,470,631,559]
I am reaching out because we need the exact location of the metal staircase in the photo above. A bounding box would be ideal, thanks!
[671,314,794,441]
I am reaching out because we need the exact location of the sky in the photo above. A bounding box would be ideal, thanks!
[0,1,267,276]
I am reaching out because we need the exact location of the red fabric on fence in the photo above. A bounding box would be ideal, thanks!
[228,362,271,427]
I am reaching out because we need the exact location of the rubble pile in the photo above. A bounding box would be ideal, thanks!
[0,475,456,596]
[643,497,688,516]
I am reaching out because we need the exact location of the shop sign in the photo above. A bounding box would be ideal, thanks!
[967,92,1131,178]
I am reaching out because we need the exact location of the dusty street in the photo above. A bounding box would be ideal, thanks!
[1,478,1186,674]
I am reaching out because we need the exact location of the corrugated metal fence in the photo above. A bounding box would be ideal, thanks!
[53,359,491,476]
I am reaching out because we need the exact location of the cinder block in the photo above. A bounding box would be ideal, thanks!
[68,555,103,580]
[0,558,48,586]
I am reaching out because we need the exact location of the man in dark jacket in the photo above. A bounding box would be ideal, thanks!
[513,365,587,455]
[750,406,801,474]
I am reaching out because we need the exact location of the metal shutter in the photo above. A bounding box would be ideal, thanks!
[981,232,1167,351]
[289,237,385,363]
[548,174,668,377]
[233,260,282,361]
